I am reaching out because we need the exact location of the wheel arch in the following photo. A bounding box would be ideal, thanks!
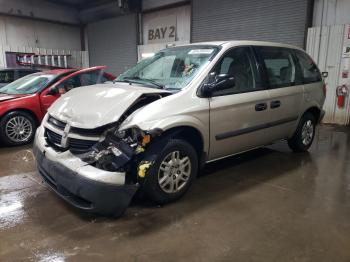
[303,106,321,123]
[0,108,40,126]
[155,125,206,164]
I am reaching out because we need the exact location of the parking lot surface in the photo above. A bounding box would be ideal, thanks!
[1,125,350,261]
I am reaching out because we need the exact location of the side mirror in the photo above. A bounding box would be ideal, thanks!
[200,73,235,97]
[47,86,58,96]
[322,72,328,78]
[215,74,235,90]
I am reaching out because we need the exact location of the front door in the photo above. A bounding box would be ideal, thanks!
[40,87,60,114]
[209,47,272,160]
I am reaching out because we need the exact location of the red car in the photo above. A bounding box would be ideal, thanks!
[0,66,115,146]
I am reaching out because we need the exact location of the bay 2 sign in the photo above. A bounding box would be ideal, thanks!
[146,15,177,44]
[148,25,176,43]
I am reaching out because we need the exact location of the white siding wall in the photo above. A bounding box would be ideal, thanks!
[313,0,350,26]
[0,16,84,68]
[0,16,81,51]
[307,24,350,125]
[0,0,79,24]
[142,5,191,44]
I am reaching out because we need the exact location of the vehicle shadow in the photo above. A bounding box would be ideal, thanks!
[63,144,316,231]
[22,141,316,244]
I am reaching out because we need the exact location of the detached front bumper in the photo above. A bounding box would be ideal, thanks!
[33,126,139,217]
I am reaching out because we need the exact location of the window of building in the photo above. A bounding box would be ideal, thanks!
[0,71,15,83]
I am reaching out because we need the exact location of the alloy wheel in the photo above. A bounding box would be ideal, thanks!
[158,151,192,194]
[301,120,314,146]
[5,116,33,143]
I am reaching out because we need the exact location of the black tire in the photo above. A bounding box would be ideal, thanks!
[140,138,198,205]
[288,112,316,152]
[0,111,36,146]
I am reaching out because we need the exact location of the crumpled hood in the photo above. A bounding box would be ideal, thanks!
[0,93,29,102]
[48,83,170,129]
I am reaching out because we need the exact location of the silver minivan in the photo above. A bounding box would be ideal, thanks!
[33,41,325,216]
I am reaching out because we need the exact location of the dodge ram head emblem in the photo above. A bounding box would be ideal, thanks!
[61,122,71,148]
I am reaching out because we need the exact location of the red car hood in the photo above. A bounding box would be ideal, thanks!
[0,93,30,102]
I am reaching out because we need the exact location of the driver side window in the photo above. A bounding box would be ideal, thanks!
[211,47,260,96]
[57,75,81,94]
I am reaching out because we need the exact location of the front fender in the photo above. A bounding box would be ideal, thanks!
[120,115,210,153]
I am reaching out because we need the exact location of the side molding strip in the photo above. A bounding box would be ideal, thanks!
[215,116,298,140]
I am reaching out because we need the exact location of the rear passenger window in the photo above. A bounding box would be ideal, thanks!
[258,47,296,88]
[294,51,322,84]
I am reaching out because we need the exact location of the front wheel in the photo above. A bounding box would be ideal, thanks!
[0,111,36,146]
[288,112,316,152]
[140,138,198,204]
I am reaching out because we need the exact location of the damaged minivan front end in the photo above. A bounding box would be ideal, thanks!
[33,84,170,216]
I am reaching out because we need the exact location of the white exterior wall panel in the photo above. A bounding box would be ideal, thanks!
[142,5,191,45]
[0,15,83,68]
[307,24,350,125]
[313,0,350,26]
[0,16,81,51]
[0,0,79,24]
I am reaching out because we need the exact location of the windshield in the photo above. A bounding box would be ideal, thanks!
[117,45,219,90]
[0,73,56,95]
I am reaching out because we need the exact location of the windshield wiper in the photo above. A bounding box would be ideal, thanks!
[116,76,164,89]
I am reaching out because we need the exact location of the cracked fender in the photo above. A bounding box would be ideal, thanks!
[120,115,209,154]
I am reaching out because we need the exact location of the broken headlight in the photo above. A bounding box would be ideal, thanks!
[77,127,151,172]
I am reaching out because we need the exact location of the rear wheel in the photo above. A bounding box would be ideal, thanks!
[0,111,36,146]
[288,112,316,152]
[140,138,198,204]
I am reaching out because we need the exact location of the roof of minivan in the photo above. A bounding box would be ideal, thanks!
[179,40,304,51]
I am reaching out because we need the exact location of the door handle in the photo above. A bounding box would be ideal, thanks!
[255,103,268,111]
[270,100,281,109]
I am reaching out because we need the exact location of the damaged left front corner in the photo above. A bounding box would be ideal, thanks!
[138,161,153,178]
[75,127,161,175]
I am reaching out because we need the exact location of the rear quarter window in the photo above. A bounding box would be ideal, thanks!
[294,50,322,84]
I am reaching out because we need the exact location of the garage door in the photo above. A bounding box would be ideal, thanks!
[87,14,137,76]
[192,0,311,47]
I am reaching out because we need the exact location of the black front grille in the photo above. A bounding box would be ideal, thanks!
[71,126,106,137]
[46,116,102,153]
[46,129,62,147]
[69,138,97,153]
[45,128,97,153]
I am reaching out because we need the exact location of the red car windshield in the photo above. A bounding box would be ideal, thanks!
[0,73,56,95]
